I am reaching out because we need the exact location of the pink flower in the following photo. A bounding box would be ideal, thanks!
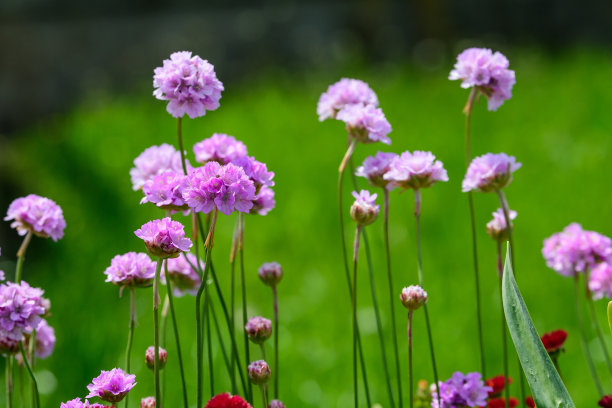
[384,151,448,190]
[193,133,248,164]
[134,218,192,258]
[462,153,521,193]
[4,194,66,241]
[336,104,392,145]
[130,144,186,191]
[589,263,612,300]
[317,78,378,121]
[86,368,136,403]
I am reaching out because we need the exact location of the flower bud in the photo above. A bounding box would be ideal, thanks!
[486,208,517,242]
[350,190,379,227]
[248,360,271,385]
[269,400,285,408]
[140,397,156,408]
[145,346,167,370]
[400,285,428,311]
[245,317,272,345]
[258,262,283,287]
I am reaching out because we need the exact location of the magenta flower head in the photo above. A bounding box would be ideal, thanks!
[5,194,66,241]
[194,133,248,164]
[153,51,224,118]
[86,368,136,403]
[317,78,379,121]
[31,318,55,359]
[542,223,612,277]
[486,208,517,242]
[183,162,256,215]
[0,281,48,341]
[384,151,448,190]
[355,152,398,189]
[336,104,392,145]
[449,48,516,111]
[268,400,285,408]
[140,397,156,408]
[130,144,186,191]
[145,345,168,370]
[232,156,275,192]
[245,316,272,345]
[350,190,379,227]
[251,186,276,216]
[161,253,202,297]
[589,263,612,300]
[104,252,156,288]
[258,262,283,287]
[462,153,521,193]
[60,398,111,408]
[248,360,271,385]
[134,218,192,259]
[141,170,189,213]
[400,285,428,311]
[431,371,492,408]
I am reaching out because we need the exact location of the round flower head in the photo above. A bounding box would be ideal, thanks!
[542,223,612,277]
[590,263,612,300]
[60,398,111,408]
[486,208,517,242]
[104,252,156,288]
[462,153,522,193]
[268,400,285,408]
[248,360,271,385]
[140,397,156,408]
[317,78,379,121]
[336,104,392,145]
[251,186,276,216]
[141,170,189,213]
[134,218,192,258]
[31,318,55,359]
[245,316,272,344]
[258,262,283,287]
[86,368,136,403]
[232,156,275,192]
[153,51,224,118]
[205,393,252,408]
[5,194,66,241]
[350,190,379,227]
[194,133,248,164]
[384,151,448,190]
[400,285,428,311]
[130,144,186,191]
[540,329,568,353]
[431,371,492,408]
[449,48,516,111]
[161,253,202,297]
[145,345,168,370]
[355,152,398,189]
[0,331,19,355]
[183,162,256,215]
[0,281,48,341]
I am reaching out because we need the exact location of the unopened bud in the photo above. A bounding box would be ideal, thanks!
[258,262,283,287]
[140,396,156,408]
[248,360,271,385]
[400,285,428,311]
[245,317,272,345]
[350,190,379,227]
[145,346,167,370]
[269,400,285,408]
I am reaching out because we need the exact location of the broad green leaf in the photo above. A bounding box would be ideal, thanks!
[502,244,575,408]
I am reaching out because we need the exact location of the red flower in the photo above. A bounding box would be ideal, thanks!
[598,395,612,408]
[526,396,536,407]
[205,393,252,408]
[540,329,568,353]
[487,397,518,408]
[485,375,513,397]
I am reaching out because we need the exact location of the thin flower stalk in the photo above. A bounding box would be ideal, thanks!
[584,269,612,377]
[153,258,163,408]
[272,285,279,399]
[15,231,33,283]
[352,225,362,408]
[203,290,214,397]
[19,342,39,408]
[230,218,239,395]
[123,288,136,408]
[238,213,254,403]
[407,310,414,408]
[210,299,235,388]
[496,241,510,408]
[6,351,13,408]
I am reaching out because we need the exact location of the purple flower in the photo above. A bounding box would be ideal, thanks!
[86,368,136,403]
[0,281,48,341]
[60,398,108,408]
[130,144,187,191]
[486,208,517,241]
[268,400,285,408]
[317,78,379,121]
[543,223,612,277]
[153,51,224,118]
[251,186,276,216]
[589,263,612,300]
[141,170,189,213]
[336,104,392,145]
[384,151,448,190]
[5,194,66,241]
[232,156,275,191]
[134,218,192,258]
[350,190,379,226]
[355,152,398,189]
[248,360,271,385]
[161,253,202,297]
[140,397,156,408]
[0,331,19,355]
[462,153,521,193]
[183,162,256,215]
[400,285,428,311]
[104,252,156,288]
[193,133,248,164]
[449,48,516,111]
[245,316,272,344]
[32,318,55,359]
[258,262,283,287]
[431,371,491,408]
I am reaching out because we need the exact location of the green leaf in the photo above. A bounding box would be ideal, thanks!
[502,243,575,408]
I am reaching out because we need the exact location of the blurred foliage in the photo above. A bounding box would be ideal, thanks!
[0,48,611,407]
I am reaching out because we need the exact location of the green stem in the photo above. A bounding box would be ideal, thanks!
[19,342,38,408]
[160,295,169,402]
[6,355,13,408]
[260,384,269,408]
[153,259,163,408]
[272,285,279,400]
[352,225,361,408]
[204,289,214,397]
[239,213,254,403]
[496,242,510,408]
[176,117,187,175]
[260,344,266,361]
[124,288,136,408]
[230,219,239,395]
[15,232,33,283]
[408,310,413,408]
[28,330,36,408]
[210,300,235,386]
[584,269,612,378]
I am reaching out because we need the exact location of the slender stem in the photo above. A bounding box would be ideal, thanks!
[239,214,254,403]
[28,330,36,408]
[210,300,234,384]
[495,189,515,271]
[496,242,510,408]
[164,263,189,408]
[160,295,169,403]
[204,290,214,397]
[153,259,163,408]
[230,219,239,395]
[260,344,267,361]
[573,274,604,394]
[6,355,13,408]
[552,356,563,381]
[15,232,33,283]
[19,342,38,408]
[584,269,612,377]
[123,289,136,408]
[384,190,402,408]
[407,311,414,408]
[260,384,269,408]
[176,117,187,174]
[352,225,361,408]
[272,285,279,400]
[413,190,440,407]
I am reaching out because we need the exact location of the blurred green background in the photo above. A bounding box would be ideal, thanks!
[1,38,612,408]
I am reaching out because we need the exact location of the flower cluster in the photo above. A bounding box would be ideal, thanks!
[350,190,379,226]
[86,368,136,403]
[355,152,398,189]
[104,252,156,288]
[486,208,517,241]
[5,194,66,241]
[0,281,48,341]
[153,51,224,118]
[251,186,276,216]
[140,170,189,213]
[232,156,275,192]
[317,78,378,121]
[542,223,612,277]
[194,133,248,164]
[462,153,522,193]
[31,318,55,359]
[245,316,272,344]
[134,218,192,258]
[400,285,428,311]
[589,262,612,299]
[336,104,392,145]
[431,372,492,408]
[540,329,568,353]
[60,398,111,408]
[130,144,187,191]
[384,151,448,190]
[205,393,252,408]
[449,48,516,111]
[161,253,201,297]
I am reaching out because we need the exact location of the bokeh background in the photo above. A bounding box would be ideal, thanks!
[1,1,612,407]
